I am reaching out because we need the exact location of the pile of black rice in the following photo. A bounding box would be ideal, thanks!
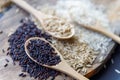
[27,39,61,66]
[7,18,61,79]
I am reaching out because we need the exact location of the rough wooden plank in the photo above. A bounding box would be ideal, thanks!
[0,0,119,80]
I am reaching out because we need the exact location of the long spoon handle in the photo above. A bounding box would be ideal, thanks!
[12,0,43,17]
[51,61,89,80]
[80,24,120,44]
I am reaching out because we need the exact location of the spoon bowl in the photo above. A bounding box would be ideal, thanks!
[24,37,89,80]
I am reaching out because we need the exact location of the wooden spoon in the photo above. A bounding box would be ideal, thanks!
[12,0,75,39]
[70,4,120,44]
[24,37,89,80]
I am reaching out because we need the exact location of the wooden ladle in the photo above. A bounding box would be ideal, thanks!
[24,37,89,80]
[12,0,75,39]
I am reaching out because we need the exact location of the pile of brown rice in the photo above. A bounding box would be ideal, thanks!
[44,17,73,37]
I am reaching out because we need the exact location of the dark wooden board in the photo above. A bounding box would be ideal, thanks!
[0,0,119,80]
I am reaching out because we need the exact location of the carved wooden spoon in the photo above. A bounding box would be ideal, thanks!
[24,37,89,80]
[12,0,75,39]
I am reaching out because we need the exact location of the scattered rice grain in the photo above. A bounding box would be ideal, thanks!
[2,49,5,53]
[5,59,9,62]
[115,69,120,74]
[111,58,114,64]
[98,56,104,63]
[0,30,3,34]
[4,63,8,67]
[103,64,106,69]
[15,8,20,13]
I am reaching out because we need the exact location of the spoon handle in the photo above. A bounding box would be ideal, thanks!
[12,0,43,17]
[51,61,89,80]
[107,0,120,22]
[81,24,120,44]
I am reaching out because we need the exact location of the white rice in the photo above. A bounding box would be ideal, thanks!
[55,0,114,54]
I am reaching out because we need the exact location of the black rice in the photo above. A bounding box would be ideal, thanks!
[19,73,27,77]
[0,30,3,34]
[4,63,8,67]
[27,39,61,66]
[2,49,5,53]
[8,18,60,80]
[5,59,9,62]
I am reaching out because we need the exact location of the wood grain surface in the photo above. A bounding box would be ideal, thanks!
[0,0,119,80]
